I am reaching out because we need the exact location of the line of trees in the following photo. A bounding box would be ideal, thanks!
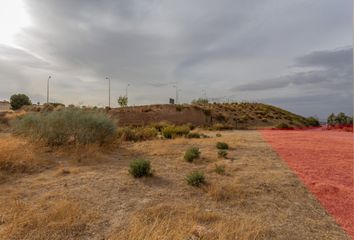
[327,112,353,126]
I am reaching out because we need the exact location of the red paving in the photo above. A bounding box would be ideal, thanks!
[260,129,354,239]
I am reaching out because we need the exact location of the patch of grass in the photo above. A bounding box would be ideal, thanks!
[186,171,205,187]
[186,132,200,138]
[129,159,152,178]
[162,125,190,139]
[184,147,201,162]
[217,150,228,158]
[11,107,116,146]
[216,142,229,150]
[214,164,225,175]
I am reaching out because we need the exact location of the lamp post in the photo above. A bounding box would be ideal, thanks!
[106,77,111,108]
[125,83,130,97]
[173,85,179,104]
[47,76,51,104]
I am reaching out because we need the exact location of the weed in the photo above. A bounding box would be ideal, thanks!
[186,171,205,187]
[216,142,229,150]
[184,147,201,162]
[129,159,152,178]
[216,133,222,137]
[186,132,200,138]
[162,125,190,139]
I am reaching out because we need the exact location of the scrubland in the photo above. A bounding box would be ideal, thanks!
[0,126,349,239]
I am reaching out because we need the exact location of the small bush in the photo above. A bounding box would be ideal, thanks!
[218,150,228,158]
[129,159,152,178]
[216,142,229,150]
[184,147,200,162]
[10,94,32,110]
[307,117,320,127]
[186,171,205,187]
[276,123,291,129]
[175,105,182,112]
[214,165,225,175]
[12,107,116,146]
[186,132,200,138]
[162,125,190,139]
[216,133,222,137]
[117,127,158,141]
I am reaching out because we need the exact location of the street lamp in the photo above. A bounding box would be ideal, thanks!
[106,77,111,108]
[47,76,51,104]
[173,85,179,104]
[125,83,130,98]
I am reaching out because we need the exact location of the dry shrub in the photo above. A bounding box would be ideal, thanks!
[113,203,265,240]
[117,126,158,141]
[0,136,39,175]
[1,199,96,240]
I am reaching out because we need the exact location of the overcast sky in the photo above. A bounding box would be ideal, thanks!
[0,0,352,119]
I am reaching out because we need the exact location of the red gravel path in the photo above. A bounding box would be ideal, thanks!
[260,129,354,238]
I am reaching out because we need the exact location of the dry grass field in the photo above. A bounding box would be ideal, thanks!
[0,130,350,239]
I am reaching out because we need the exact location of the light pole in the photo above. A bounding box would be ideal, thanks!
[125,83,130,97]
[47,76,51,104]
[106,77,111,108]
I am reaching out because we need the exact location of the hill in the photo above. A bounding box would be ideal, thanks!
[109,102,311,129]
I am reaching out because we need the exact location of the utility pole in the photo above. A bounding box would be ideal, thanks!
[106,77,110,108]
[47,76,51,104]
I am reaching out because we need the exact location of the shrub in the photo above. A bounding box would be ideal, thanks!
[117,127,158,141]
[191,98,209,105]
[186,171,205,187]
[12,107,116,146]
[162,125,190,139]
[216,142,228,150]
[10,94,32,110]
[218,150,228,158]
[214,165,225,175]
[216,133,222,137]
[149,121,170,132]
[117,96,128,107]
[129,159,152,178]
[307,117,320,127]
[276,123,291,129]
[186,132,200,138]
[175,105,182,112]
[184,147,200,162]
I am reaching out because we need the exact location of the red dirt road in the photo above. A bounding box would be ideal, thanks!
[260,129,354,238]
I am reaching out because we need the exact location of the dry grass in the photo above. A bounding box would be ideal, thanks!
[1,198,97,240]
[0,131,350,239]
[112,203,265,240]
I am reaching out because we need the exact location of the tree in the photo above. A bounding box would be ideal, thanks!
[327,113,336,126]
[117,96,128,107]
[10,93,32,110]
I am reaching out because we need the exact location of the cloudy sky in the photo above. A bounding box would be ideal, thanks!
[0,0,352,119]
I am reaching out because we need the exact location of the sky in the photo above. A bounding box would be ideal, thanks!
[0,0,352,119]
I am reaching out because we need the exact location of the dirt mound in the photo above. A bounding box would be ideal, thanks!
[109,103,310,129]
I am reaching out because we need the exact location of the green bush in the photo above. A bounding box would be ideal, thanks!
[129,159,152,178]
[186,132,200,138]
[307,117,320,127]
[186,171,205,187]
[218,150,228,158]
[276,123,291,129]
[214,165,225,175]
[117,127,158,141]
[216,142,229,150]
[12,107,116,146]
[184,147,200,162]
[10,93,32,110]
[162,125,190,139]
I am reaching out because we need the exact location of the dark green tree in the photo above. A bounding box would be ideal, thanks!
[10,93,32,110]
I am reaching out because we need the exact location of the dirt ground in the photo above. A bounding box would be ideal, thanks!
[260,129,354,238]
[0,131,350,239]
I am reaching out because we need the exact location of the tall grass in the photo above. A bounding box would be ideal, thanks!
[11,107,116,146]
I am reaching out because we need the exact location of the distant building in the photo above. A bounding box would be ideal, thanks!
[0,100,10,111]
